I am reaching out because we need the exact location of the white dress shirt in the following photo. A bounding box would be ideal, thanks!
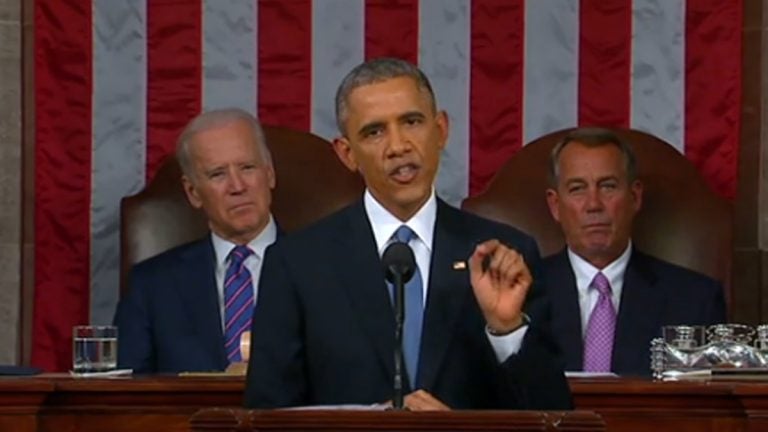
[567,242,632,336]
[211,215,278,329]
[365,189,435,305]
[363,189,526,362]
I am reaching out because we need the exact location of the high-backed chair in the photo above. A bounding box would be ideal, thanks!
[120,126,364,294]
[462,128,732,291]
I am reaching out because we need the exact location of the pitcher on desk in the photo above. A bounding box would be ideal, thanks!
[541,127,727,376]
[114,108,278,373]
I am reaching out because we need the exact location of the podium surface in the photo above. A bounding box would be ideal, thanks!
[0,375,765,431]
[190,408,604,432]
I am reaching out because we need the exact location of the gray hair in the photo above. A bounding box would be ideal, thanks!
[334,57,437,134]
[176,108,272,180]
[548,127,638,187]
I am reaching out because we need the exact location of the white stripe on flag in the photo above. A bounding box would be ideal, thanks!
[310,0,365,140]
[523,0,579,144]
[202,0,257,113]
[630,0,685,152]
[420,0,471,207]
[91,0,147,324]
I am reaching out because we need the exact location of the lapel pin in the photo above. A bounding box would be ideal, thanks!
[452,261,467,270]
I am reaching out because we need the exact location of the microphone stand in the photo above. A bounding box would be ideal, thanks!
[382,240,415,411]
[392,271,406,410]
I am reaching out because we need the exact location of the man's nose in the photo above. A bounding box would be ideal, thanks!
[387,127,412,156]
[585,187,604,211]
[228,170,246,193]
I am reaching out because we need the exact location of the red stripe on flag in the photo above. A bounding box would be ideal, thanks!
[258,0,312,130]
[685,0,742,199]
[32,0,92,371]
[469,0,525,196]
[365,0,418,63]
[578,0,632,127]
[146,0,202,181]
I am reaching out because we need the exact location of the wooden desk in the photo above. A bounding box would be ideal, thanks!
[0,375,767,431]
[0,378,51,432]
[730,382,768,432]
[0,375,243,432]
[571,378,747,432]
[189,408,604,431]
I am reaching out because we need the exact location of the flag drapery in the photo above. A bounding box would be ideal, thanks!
[32,0,742,371]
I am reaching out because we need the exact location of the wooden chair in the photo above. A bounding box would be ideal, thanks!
[462,128,732,290]
[119,126,364,294]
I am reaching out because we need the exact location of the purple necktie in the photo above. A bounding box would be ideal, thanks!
[583,272,616,372]
[223,245,255,363]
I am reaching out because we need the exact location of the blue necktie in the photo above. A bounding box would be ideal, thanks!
[223,245,255,363]
[388,225,424,388]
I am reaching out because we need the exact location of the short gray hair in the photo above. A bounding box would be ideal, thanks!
[176,108,272,180]
[334,57,437,134]
[548,127,638,187]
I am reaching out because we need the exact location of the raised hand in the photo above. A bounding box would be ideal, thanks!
[468,239,531,334]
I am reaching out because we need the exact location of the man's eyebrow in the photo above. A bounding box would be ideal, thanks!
[357,121,385,138]
[564,177,586,185]
[596,175,620,183]
[398,111,426,121]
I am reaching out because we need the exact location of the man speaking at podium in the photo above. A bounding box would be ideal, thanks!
[244,58,571,410]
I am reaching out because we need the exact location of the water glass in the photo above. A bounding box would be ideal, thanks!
[756,325,768,351]
[707,323,755,344]
[72,325,118,373]
[662,325,705,350]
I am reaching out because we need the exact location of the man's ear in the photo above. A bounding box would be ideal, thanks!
[545,188,561,222]
[265,164,276,190]
[332,136,358,172]
[182,175,203,209]
[435,110,449,151]
[631,179,643,212]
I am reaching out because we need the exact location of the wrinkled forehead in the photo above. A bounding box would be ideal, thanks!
[188,122,265,162]
[348,75,435,109]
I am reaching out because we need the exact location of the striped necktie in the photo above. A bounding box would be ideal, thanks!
[223,245,255,363]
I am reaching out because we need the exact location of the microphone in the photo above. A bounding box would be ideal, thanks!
[383,242,416,285]
[381,241,416,410]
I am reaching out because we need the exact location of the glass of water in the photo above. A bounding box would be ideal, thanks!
[662,325,705,350]
[72,325,118,373]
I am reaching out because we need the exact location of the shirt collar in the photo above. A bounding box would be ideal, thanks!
[211,215,278,267]
[568,241,632,294]
[363,188,436,255]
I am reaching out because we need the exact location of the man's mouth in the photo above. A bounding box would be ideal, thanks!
[230,202,254,212]
[583,222,611,230]
[389,163,419,183]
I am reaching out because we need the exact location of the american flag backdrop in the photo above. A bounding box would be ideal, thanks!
[32,0,742,371]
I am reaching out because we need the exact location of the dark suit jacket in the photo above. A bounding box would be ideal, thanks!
[542,248,727,376]
[244,199,571,410]
[114,237,228,373]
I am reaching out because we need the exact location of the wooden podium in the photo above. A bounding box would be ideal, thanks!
[6,376,768,431]
[189,408,605,432]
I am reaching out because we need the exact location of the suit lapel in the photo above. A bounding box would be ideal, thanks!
[417,201,473,390]
[547,250,584,371]
[333,202,397,380]
[175,238,226,367]
[612,250,663,374]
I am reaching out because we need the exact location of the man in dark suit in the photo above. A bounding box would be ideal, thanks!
[543,127,726,376]
[114,108,278,373]
[244,58,571,410]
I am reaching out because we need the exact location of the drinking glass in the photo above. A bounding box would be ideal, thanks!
[72,325,118,373]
